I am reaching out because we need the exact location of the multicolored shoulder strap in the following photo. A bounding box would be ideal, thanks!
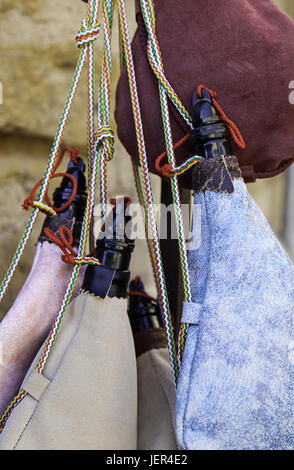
[119,0,202,374]
[1,1,196,433]
[0,0,106,431]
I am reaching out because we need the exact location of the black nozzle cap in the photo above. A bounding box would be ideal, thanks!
[39,155,87,246]
[82,197,135,299]
[53,156,87,243]
[127,278,163,334]
[191,89,232,158]
[192,88,220,128]
[96,198,135,273]
[59,157,86,192]
[53,157,87,215]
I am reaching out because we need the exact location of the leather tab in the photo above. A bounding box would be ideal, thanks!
[23,370,51,401]
[181,301,202,324]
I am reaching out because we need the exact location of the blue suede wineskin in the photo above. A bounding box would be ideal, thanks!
[176,178,294,450]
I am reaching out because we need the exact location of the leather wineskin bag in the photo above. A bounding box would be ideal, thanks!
[0,295,137,450]
[176,170,294,450]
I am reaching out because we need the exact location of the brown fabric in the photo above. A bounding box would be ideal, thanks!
[134,328,167,358]
[115,0,294,188]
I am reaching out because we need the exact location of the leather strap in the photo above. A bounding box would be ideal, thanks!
[23,370,51,401]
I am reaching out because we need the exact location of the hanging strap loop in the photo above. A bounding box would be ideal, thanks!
[44,226,102,267]
[140,0,194,367]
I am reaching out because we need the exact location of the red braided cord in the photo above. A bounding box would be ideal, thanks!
[197,84,246,150]
[22,147,80,214]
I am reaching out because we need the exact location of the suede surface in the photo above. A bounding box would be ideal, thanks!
[137,348,178,450]
[0,295,137,450]
[176,179,294,449]
[115,0,294,188]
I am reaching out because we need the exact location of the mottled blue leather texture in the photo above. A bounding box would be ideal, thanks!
[176,179,294,450]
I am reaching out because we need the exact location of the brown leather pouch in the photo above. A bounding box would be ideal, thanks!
[115,0,294,188]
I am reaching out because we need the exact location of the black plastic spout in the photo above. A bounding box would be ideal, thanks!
[52,157,87,245]
[191,88,232,158]
[82,197,135,299]
[39,156,87,246]
[53,157,87,222]
[127,278,163,334]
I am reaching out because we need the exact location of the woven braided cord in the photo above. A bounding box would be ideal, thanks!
[140,0,198,364]
[86,0,100,251]
[96,0,115,221]
[0,49,87,305]
[142,2,193,131]
[0,2,195,431]
[132,162,158,287]
[171,156,203,177]
[0,0,102,432]
[118,0,179,383]
[0,391,26,432]
[36,0,101,374]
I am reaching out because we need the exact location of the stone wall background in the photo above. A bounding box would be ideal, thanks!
[0,0,292,318]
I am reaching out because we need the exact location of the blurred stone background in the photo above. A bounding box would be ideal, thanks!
[0,0,293,318]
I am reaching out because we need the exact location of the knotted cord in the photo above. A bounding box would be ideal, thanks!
[0,0,102,432]
[0,2,220,428]
[140,0,196,364]
[96,0,115,221]
[155,154,204,179]
[22,147,80,215]
[36,0,102,374]
[44,226,101,267]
